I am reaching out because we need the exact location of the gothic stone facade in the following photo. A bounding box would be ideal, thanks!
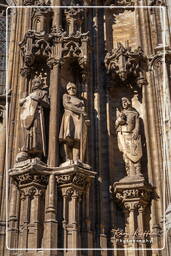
[0,0,171,256]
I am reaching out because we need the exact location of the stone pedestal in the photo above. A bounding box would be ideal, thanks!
[54,163,96,256]
[111,175,153,251]
[8,158,96,254]
[9,158,51,250]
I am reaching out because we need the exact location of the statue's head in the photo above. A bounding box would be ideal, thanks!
[66,82,77,96]
[32,77,42,91]
[121,97,131,109]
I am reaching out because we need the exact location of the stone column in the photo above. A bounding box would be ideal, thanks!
[0,107,6,208]
[55,164,96,253]
[7,182,19,250]
[20,189,30,249]
[43,174,58,251]
[125,202,138,256]
[61,187,81,256]
[48,61,61,167]
[48,1,61,167]
[136,1,163,237]
[137,205,148,255]
[28,188,43,248]
[95,5,110,253]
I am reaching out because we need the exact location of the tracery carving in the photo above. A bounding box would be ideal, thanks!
[19,30,53,77]
[149,46,171,70]
[32,4,52,33]
[105,43,148,90]
[64,7,85,35]
[65,188,74,199]
[19,186,41,200]
[115,97,142,176]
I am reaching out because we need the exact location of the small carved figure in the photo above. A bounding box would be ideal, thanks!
[115,97,142,176]
[17,77,49,162]
[59,82,90,164]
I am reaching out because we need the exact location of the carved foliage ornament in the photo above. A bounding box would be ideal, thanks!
[14,173,48,187]
[20,186,44,201]
[65,187,82,199]
[105,43,148,89]
[115,188,151,203]
[56,172,88,187]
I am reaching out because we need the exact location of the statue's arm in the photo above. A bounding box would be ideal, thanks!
[31,91,49,108]
[115,109,126,128]
[133,113,139,139]
[19,97,26,106]
[63,94,86,115]
[40,92,50,108]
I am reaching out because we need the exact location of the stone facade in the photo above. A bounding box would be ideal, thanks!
[0,0,171,256]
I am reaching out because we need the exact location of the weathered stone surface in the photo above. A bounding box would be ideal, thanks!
[0,1,170,255]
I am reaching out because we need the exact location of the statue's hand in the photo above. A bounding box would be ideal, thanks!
[82,112,87,118]
[85,120,90,126]
[66,136,74,147]
[133,131,138,140]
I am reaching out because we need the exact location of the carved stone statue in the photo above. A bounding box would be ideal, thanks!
[17,77,49,162]
[115,97,142,176]
[59,82,89,164]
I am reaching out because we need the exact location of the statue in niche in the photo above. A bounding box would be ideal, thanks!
[59,82,90,165]
[16,77,49,162]
[115,97,142,177]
